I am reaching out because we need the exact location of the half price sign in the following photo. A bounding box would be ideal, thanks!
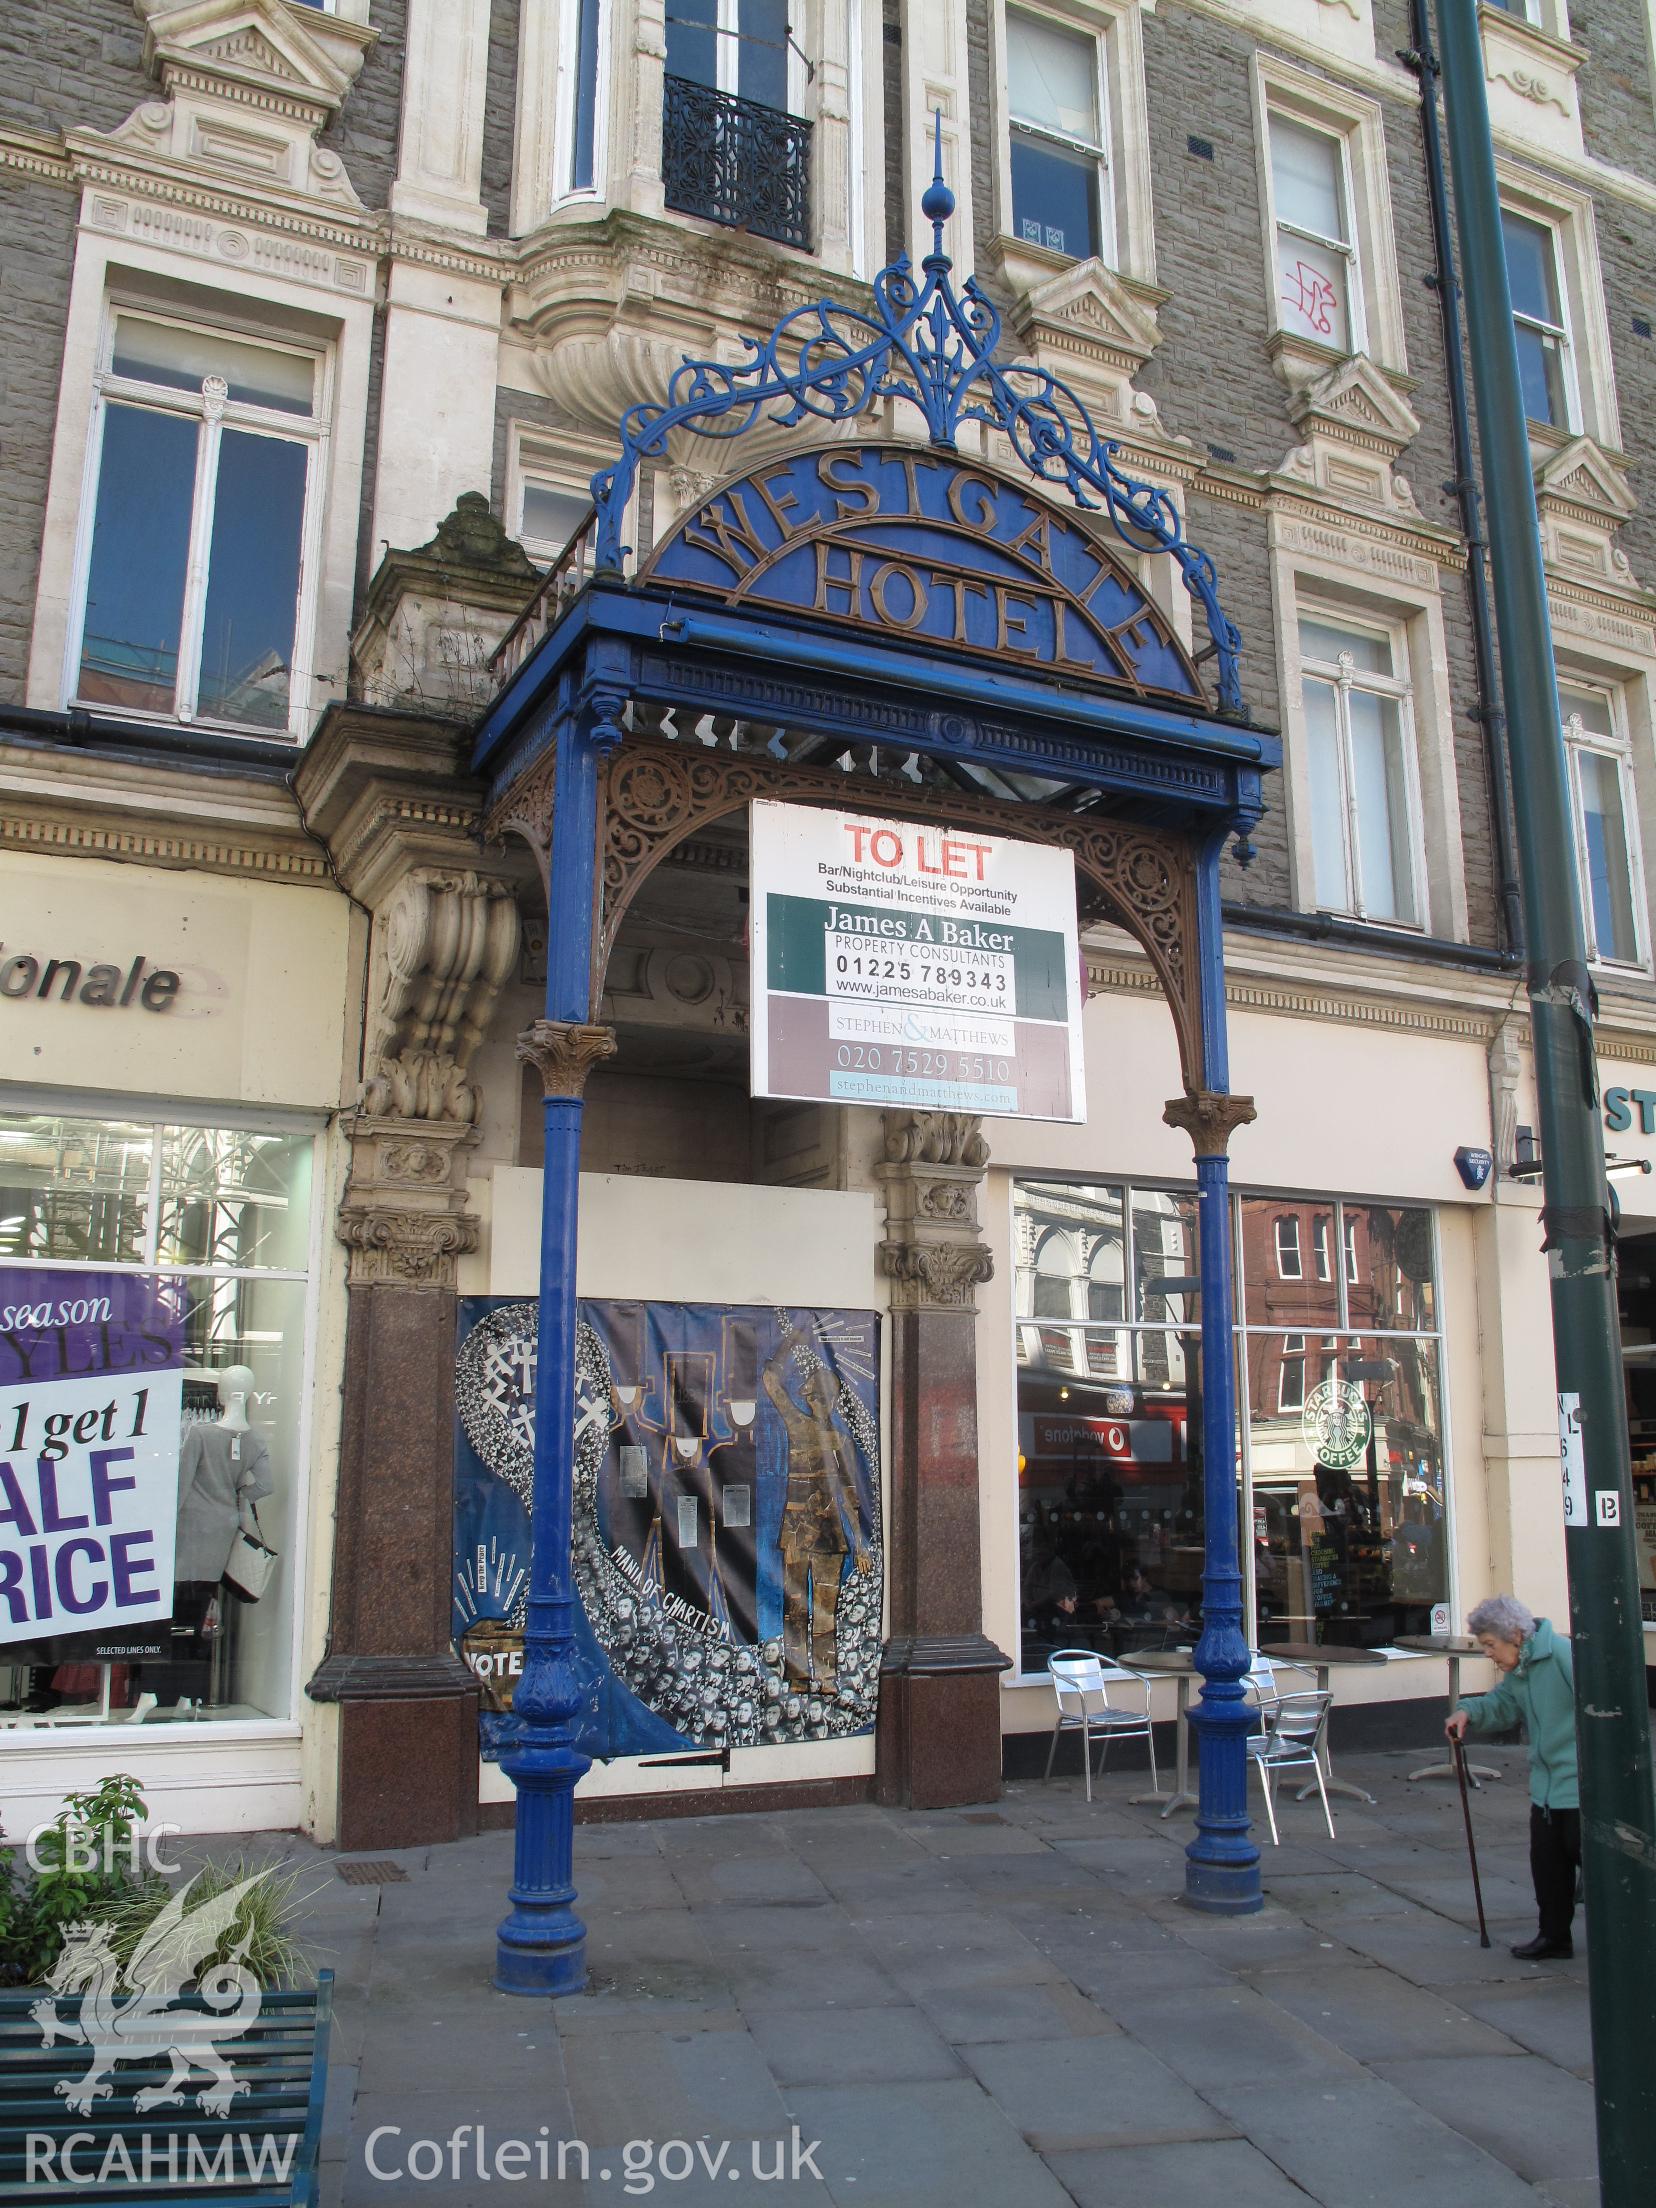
[0,1269,185,1643]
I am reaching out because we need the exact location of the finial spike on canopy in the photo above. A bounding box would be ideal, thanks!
[920,108,955,257]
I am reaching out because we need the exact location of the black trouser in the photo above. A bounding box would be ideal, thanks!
[1530,1803,1582,1945]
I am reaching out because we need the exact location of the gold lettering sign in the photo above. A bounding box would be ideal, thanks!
[644,444,1203,703]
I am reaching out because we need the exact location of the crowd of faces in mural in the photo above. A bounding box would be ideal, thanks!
[1015,1180,1446,1672]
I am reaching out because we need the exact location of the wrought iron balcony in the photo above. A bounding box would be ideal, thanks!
[663,75,812,252]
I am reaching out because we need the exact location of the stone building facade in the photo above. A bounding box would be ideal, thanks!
[1,0,1654,1848]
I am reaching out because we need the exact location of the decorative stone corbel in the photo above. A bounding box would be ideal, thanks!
[361,869,521,1123]
[1488,1015,1526,1180]
[876,1110,994,1313]
[335,1115,482,1288]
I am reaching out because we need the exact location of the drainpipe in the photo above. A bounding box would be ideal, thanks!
[1400,0,1526,957]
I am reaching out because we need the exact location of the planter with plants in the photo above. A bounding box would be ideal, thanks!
[0,1775,332,2207]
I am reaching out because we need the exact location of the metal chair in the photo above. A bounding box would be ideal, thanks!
[1043,1649,1159,1803]
[1246,1688,1336,1843]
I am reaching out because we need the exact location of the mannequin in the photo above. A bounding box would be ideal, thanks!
[151,1364,274,1714]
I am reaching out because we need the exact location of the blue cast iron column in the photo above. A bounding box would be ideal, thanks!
[1165,832,1261,1914]
[494,693,619,1997]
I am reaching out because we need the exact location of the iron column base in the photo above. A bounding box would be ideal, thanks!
[1182,1693,1263,1915]
[493,1737,591,1997]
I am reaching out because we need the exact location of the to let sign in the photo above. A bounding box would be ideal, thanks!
[749,800,1086,1122]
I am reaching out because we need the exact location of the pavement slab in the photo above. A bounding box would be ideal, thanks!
[1199,2074,1545,2207]
[1449,1977,1595,2073]
[960,2034,1239,2151]
[1255,1962,1527,2062]
[1103,1983,1367,2092]
[1371,2053,1599,2185]
[742,2003,964,2085]
[231,1741,1621,2207]
[783,2079,1074,2208]
[1043,2137,1325,2208]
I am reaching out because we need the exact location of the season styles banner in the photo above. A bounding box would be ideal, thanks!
[453,1298,882,1762]
[0,1269,186,1645]
[750,800,1086,1123]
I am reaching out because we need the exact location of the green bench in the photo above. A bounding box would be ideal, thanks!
[0,1971,333,2206]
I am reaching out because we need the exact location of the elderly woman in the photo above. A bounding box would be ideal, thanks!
[1445,1594,1579,1960]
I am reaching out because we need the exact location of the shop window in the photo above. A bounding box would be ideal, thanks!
[1298,612,1424,928]
[0,1110,317,1729]
[1268,113,1358,355]
[70,311,325,739]
[1016,1180,1449,1671]
[1561,681,1645,970]
[1015,1181,1202,1676]
[1242,1200,1444,1649]
[1006,8,1108,264]
[1502,207,1577,431]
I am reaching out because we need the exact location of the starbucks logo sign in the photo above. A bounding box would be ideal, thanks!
[1302,1378,1371,1470]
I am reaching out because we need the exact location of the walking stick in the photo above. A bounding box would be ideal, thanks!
[1452,1734,1491,1948]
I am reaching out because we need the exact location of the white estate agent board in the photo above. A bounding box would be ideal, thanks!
[750,800,1086,1122]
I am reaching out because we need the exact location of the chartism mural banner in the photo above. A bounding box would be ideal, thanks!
[453,1299,882,1761]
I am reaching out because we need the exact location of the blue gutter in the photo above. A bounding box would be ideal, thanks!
[472,586,1280,786]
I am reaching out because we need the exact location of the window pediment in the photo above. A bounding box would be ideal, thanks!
[102,0,376,206]
[1274,355,1428,526]
[1287,354,1420,461]
[1536,436,1642,594]
[137,0,374,118]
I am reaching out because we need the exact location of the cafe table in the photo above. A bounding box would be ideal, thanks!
[1124,1647,1201,1817]
[1253,1641,1391,1804]
[1393,1632,1502,1786]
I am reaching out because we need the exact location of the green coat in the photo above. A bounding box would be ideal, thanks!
[1456,1617,1579,1810]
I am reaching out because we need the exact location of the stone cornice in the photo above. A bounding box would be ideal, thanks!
[293,702,495,908]
[0,737,329,885]
[1086,923,1656,1055]
[0,126,72,185]
[1268,488,1468,574]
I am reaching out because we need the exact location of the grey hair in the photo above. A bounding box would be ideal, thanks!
[1467,1593,1536,1643]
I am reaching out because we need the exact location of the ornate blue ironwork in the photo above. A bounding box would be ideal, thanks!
[591,121,1244,715]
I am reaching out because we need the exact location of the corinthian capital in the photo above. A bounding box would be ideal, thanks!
[1163,1091,1258,1158]
[517,1020,618,1098]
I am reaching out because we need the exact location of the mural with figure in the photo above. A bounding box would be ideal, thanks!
[453,1297,882,1761]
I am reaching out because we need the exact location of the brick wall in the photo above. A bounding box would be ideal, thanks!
[0,1,147,139]
[321,0,408,212]
[883,0,905,268]
[482,0,522,237]
[0,174,75,700]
